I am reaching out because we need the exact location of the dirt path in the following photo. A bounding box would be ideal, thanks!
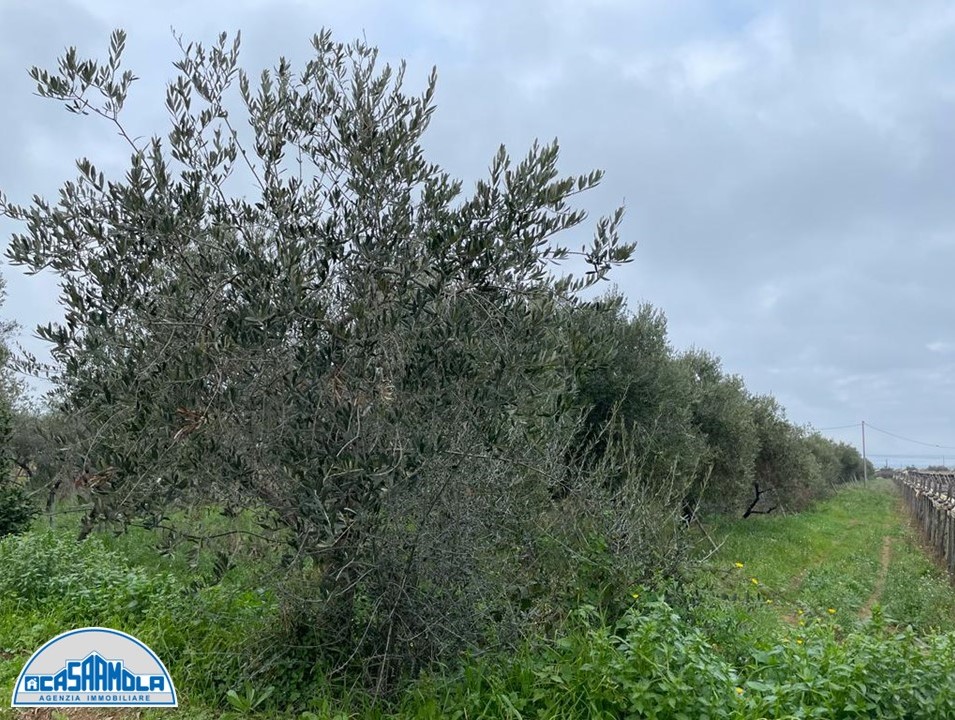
[859,535,892,620]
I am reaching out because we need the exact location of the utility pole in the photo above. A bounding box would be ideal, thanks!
[862,420,867,487]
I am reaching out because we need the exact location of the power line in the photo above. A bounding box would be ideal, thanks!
[866,453,950,460]
[814,420,955,454]
[863,422,955,451]
[815,423,861,431]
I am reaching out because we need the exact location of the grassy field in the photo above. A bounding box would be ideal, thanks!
[3,479,955,718]
[704,478,955,635]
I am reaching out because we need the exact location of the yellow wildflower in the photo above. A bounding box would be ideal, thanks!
[734,562,744,569]
[735,687,744,696]
[827,608,836,615]
[750,577,759,585]
[631,592,640,600]
[796,638,804,645]
[765,599,773,604]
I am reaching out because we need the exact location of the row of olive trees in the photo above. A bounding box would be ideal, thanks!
[565,293,871,518]
[0,28,867,692]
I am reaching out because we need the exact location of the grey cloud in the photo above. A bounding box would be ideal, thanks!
[2,0,955,462]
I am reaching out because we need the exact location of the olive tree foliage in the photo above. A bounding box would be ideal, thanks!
[749,394,821,513]
[804,433,870,486]
[1,29,636,681]
[680,349,758,515]
[0,275,38,537]
[567,294,703,492]
[9,408,89,513]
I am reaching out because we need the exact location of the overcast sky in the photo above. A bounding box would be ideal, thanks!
[2,0,955,466]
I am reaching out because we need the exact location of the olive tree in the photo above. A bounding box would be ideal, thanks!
[680,349,758,515]
[1,29,634,684]
[748,394,820,514]
[0,275,37,536]
[566,296,703,496]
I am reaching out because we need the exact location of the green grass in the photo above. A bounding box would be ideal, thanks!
[0,520,284,719]
[4,481,955,718]
[703,479,955,635]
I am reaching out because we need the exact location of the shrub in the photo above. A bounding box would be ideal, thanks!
[0,530,181,625]
[409,596,739,719]
[0,482,35,538]
[406,596,955,719]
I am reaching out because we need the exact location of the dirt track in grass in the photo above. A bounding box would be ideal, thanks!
[859,535,892,620]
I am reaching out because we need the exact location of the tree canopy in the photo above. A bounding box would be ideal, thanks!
[0,28,869,687]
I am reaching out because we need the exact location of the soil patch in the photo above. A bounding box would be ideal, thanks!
[860,535,892,620]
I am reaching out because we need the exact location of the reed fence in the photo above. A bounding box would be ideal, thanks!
[897,470,955,575]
